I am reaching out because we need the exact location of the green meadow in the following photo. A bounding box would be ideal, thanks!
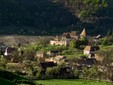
[1,79,112,85]
[35,79,113,85]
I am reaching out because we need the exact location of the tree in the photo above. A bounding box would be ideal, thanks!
[97,49,113,81]
[56,0,108,20]
[46,66,60,79]
[69,40,79,49]
[79,37,88,45]
[0,56,7,69]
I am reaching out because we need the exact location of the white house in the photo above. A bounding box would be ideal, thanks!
[4,47,17,56]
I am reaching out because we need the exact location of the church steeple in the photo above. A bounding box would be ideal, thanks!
[80,28,86,38]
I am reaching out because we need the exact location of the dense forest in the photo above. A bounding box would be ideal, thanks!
[0,0,113,35]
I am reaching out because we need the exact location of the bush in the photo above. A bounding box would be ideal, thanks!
[45,62,75,79]
[0,56,7,69]
[74,69,79,79]
[46,66,60,79]
[79,37,88,46]
[14,80,35,85]
[36,67,42,79]
[69,40,79,49]
[79,66,100,79]
[99,35,113,45]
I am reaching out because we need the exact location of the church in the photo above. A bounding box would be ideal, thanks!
[50,28,87,46]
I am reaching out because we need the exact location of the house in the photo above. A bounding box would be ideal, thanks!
[62,32,71,38]
[50,39,69,46]
[83,45,100,55]
[94,35,101,42]
[35,51,45,58]
[111,62,113,66]
[50,28,87,46]
[50,35,70,46]
[88,53,95,58]
[50,31,79,46]
[4,47,17,56]
[94,54,105,61]
[51,55,67,64]
[70,31,79,40]
[62,31,79,40]
[35,51,47,62]
[47,50,59,56]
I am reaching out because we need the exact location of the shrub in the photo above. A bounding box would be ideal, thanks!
[36,67,42,79]
[0,56,7,69]
[69,40,79,49]
[74,69,79,79]
[46,66,59,79]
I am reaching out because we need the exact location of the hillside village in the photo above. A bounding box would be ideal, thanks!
[0,28,113,81]
[1,0,113,85]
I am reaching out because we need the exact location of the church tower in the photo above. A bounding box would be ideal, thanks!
[80,28,86,38]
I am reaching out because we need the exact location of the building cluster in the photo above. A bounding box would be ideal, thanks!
[34,29,102,69]
[50,28,86,46]
[0,28,109,73]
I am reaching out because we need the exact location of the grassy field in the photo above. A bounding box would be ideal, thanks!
[100,45,113,50]
[1,78,113,85]
[35,79,113,85]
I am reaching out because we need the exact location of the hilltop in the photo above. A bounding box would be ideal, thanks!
[0,0,113,35]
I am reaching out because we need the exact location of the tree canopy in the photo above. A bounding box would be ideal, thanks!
[0,0,113,35]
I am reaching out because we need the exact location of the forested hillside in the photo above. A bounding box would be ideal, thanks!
[0,0,113,35]
[57,0,113,34]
